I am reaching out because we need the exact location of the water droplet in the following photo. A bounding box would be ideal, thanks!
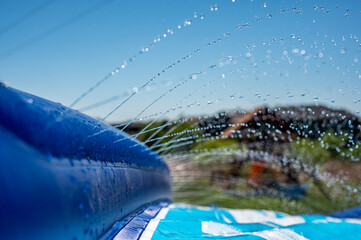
[184,20,191,26]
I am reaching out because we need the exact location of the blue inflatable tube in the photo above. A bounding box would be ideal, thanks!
[0,83,171,240]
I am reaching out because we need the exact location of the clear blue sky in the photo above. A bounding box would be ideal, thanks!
[0,0,360,123]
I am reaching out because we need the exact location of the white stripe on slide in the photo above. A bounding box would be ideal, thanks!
[138,205,171,240]
[252,228,309,240]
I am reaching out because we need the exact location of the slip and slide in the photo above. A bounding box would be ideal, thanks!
[0,84,360,239]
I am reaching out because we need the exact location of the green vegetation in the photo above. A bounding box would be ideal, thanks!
[137,120,197,152]
[136,118,361,214]
[191,138,241,165]
[288,131,361,164]
[172,179,360,214]
[171,130,361,214]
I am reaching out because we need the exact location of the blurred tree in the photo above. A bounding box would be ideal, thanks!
[191,139,241,165]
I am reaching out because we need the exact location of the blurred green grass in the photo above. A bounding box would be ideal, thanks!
[172,179,360,215]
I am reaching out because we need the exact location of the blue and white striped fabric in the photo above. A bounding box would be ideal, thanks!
[115,204,361,240]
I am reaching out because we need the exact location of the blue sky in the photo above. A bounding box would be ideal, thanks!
[0,0,360,123]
